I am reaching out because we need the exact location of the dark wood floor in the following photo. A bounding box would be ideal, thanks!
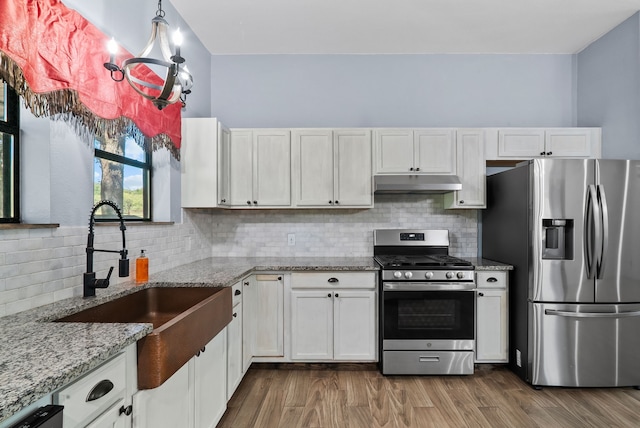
[218,364,640,427]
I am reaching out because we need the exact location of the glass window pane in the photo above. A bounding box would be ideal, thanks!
[94,157,147,219]
[0,85,6,122]
[0,132,15,218]
[124,136,146,162]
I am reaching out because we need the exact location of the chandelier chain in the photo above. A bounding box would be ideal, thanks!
[156,0,165,18]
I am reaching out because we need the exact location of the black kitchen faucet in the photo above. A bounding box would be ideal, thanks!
[83,200,130,297]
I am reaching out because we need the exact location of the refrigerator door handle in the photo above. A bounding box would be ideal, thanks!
[545,309,640,318]
[584,185,600,279]
[596,184,609,279]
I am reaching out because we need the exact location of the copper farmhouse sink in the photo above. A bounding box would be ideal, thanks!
[56,287,232,389]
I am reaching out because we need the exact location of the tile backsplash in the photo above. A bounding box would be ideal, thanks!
[207,194,478,258]
[0,195,477,316]
[0,210,214,317]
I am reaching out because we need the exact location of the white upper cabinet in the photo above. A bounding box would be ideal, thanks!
[181,118,229,208]
[374,129,414,173]
[444,129,485,209]
[374,128,456,174]
[488,128,601,160]
[292,129,372,208]
[223,129,291,208]
[414,129,457,174]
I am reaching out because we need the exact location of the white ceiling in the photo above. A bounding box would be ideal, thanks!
[169,0,640,55]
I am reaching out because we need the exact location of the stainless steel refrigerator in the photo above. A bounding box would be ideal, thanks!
[483,159,640,388]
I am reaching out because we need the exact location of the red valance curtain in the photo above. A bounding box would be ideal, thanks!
[0,0,181,158]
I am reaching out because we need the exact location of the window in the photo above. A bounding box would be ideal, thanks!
[94,134,151,221]
[0,81,19,223]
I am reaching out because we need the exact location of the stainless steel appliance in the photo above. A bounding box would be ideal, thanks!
[483,159,640,388]
[374,229,475,375]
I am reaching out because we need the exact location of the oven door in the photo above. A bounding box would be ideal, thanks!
[382,284,475,350]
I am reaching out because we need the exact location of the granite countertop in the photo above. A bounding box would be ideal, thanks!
[466,258,514,271]
[0,255,509,422]
[0,257,379,423]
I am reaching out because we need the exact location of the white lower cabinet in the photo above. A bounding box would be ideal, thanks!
[133,330,227,428]
[475,271,509,363]
[290,272,377,361]
[242,274,284,363]
[85,399,128,428]
[54,345,135,428]
[227,282,243,399]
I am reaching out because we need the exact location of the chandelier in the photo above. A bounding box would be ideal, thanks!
[103,0,193,110]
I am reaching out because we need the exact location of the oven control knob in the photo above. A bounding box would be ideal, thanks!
[425,271,433,279]
[404,271,413,279]
[393,271,402,279]
[457,272,466,279]
[446,271,454,279]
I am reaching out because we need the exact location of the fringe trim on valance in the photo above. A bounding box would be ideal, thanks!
[0,51,180,160]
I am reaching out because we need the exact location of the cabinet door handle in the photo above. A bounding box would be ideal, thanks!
[409,167,414,171]
[335,293,339,298]
[119,405,133,416]
[415,167,420,171]
[327,293,332,298]
[246,200,251,205]
[329,200,333,204]
[540,152,545,156]
[334,200,339,204]
[244,281,249,286]
[220,199,226,203]
[327,277,339,283]
[233,312,238,318]
[459,200,465,204]
[478,292,484,297]
[278,276,282,280]
[86,379,114,402]
[547,151,553,156]
[235,289,242,295]
[486,277,498,283]
[253,200,258,205]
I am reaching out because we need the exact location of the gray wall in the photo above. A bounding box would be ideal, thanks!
[210,54,577,128]
[577,12,640,160]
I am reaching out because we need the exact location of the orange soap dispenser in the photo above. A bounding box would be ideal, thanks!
[136,249,149,284]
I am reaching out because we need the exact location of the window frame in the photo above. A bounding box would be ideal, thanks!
[93,137,152,222]
[0,82,20,223]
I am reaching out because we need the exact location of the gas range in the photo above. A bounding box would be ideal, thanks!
[374,228,476,376]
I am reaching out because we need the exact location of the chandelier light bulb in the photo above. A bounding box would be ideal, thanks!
[173,28,183,47]
[107,38,118,63]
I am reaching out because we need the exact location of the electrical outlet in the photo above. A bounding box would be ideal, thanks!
[287,233,295,246]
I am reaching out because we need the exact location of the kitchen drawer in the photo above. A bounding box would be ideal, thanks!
[54,353,126,427]
[291,271,376,289]
[232,281,242,307]
[476,271,508,289]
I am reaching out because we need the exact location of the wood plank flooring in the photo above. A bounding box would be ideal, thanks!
[218,364,640,427]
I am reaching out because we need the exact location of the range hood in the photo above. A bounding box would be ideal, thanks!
[374,174,462,194]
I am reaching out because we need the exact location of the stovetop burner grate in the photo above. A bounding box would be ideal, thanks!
[374,254,473,269]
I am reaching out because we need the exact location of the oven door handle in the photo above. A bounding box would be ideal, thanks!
[383,282,475,291]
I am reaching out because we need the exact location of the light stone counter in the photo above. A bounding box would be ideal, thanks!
[0,257,378,423]
[466,258,514,271]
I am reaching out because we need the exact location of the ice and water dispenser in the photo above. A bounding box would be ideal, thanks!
[542,219,574,260]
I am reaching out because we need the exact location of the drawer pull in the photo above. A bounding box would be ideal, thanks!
[327,277,339,283]
[486,277,498,283]
[86,379,114,402]
[419,356,440,363]
[234,289,241,296]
